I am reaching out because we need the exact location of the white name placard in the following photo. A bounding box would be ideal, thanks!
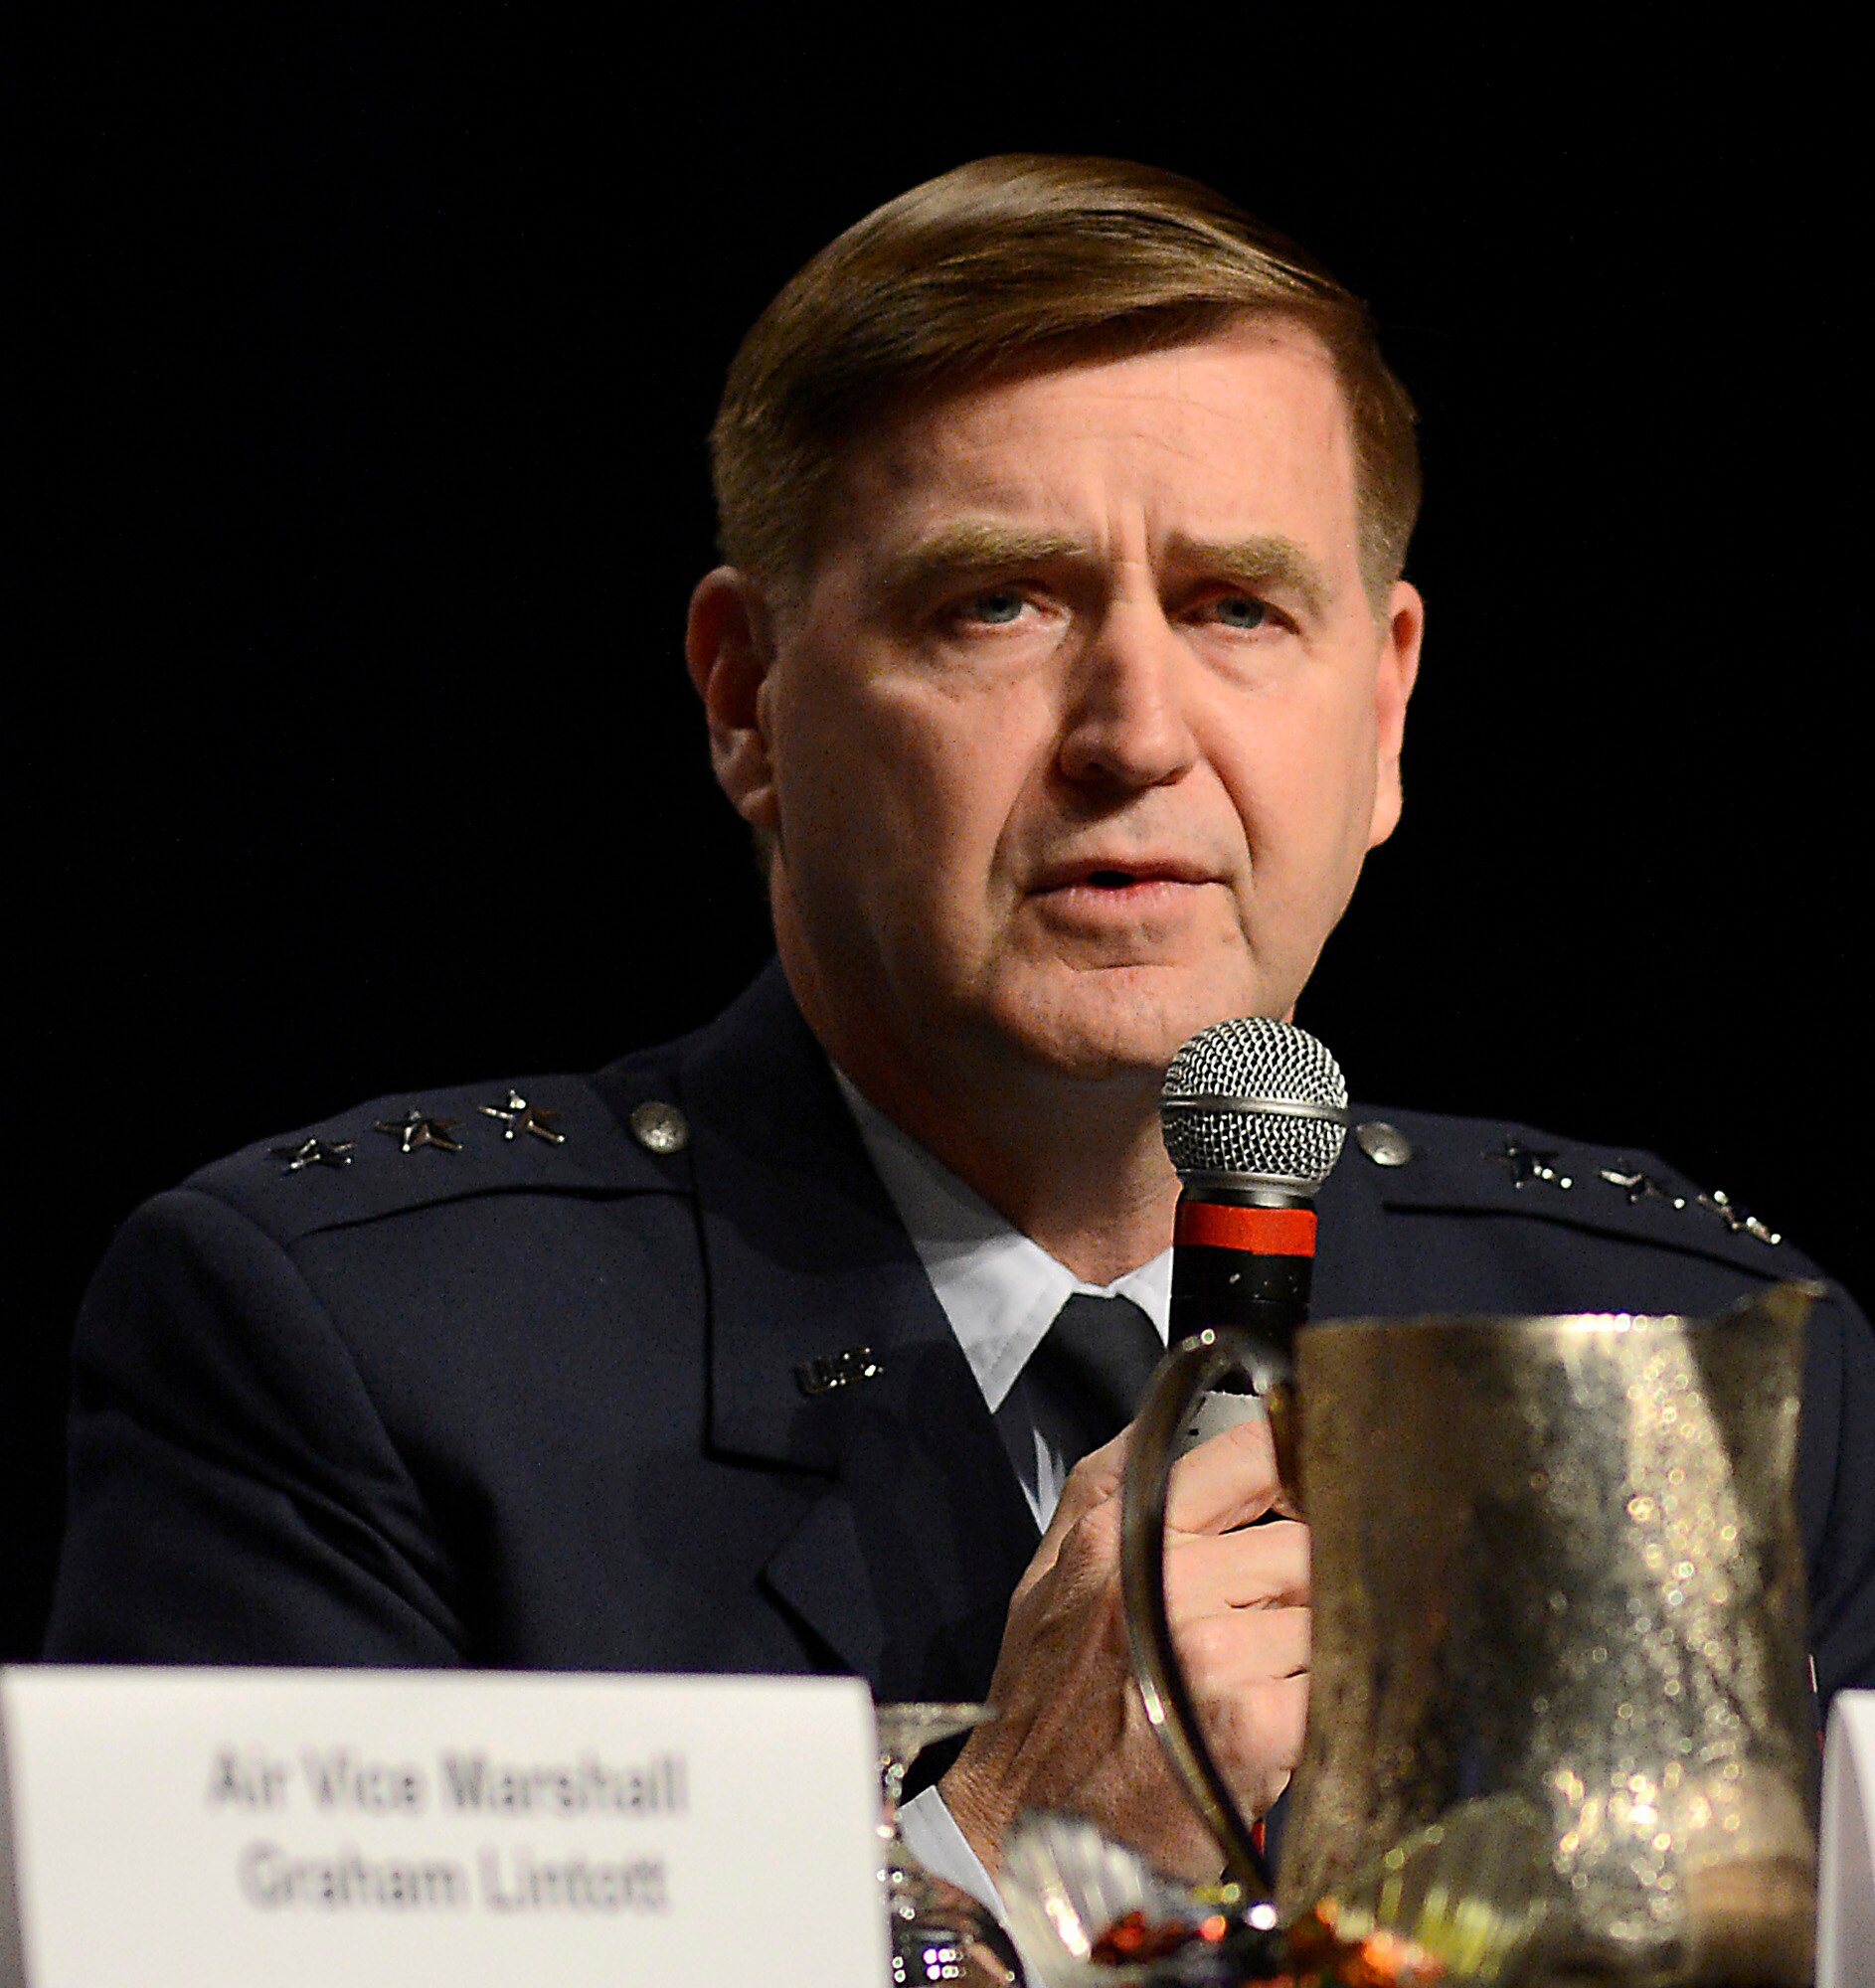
[1818,1690,1875,1988]
[0,1668,886,1987]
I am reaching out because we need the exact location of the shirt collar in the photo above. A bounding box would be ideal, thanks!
[832,1069,1172,1411]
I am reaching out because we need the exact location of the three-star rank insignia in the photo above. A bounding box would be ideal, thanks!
[373,1109,463,1154]
[270,1136,355,1174]
[477,1088,567,1145]
[1488,1137,1573,1189]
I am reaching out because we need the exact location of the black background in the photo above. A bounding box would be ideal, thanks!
[13,19,1864,1660]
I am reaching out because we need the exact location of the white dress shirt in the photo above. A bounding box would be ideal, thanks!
[833,1072,1172,1917]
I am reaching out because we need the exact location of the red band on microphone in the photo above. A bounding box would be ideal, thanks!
[1174,1201,1317,1256]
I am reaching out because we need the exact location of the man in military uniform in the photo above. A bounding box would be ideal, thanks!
[46,157,1875,1899]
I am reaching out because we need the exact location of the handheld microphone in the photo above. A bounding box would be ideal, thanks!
[1130,1019,1348,1879]
[1159,1018,1348,1443]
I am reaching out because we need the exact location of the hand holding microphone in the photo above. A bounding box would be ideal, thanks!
[944,1017,1347,1882]
[1077,1016,1350,1885]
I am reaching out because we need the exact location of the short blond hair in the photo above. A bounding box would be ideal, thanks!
[711,154,1421,609]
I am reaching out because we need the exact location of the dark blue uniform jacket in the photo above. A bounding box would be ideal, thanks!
[45,965,1875,1708]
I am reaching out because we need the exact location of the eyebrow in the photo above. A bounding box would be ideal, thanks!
[1165,533,1335,625]
[873,520,1336,624]
[873,522,1090,600]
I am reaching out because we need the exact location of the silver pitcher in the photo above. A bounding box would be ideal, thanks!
[1120,1282,1822,1984]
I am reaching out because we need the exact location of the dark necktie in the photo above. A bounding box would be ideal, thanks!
[1026,1292,1165,1466]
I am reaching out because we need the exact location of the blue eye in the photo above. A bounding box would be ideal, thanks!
[962,589,1025,624]
[1211,594,1268,629]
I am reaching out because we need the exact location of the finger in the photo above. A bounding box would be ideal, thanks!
[1163,1522,1309,1618]
[1163,1411,1282,1536]
[1172,1603,1311,1691]
[1201,1671,1312,1807]
[1018,1424,1131,1590]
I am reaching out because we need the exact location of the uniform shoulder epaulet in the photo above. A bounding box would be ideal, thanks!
[182,1062,698,1248]
[1339,1103,1806,1277]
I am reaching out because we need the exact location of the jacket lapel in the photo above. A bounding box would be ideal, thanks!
[678,966,1038,1699]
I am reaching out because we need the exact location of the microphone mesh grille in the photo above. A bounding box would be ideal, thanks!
[1160,1017,1349,1189]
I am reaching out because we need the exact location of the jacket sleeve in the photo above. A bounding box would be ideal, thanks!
[1801,1283,1875,1699]
[44,1187,469,1665]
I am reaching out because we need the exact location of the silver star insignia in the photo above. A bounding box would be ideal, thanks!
[1698,1188,1782,1246]
[270,1136,355,1174]
[477,1087,567,1145]
[1598,1166,1687,1210]
[373,1109,463,1154]
[1489,1138,1573,1189]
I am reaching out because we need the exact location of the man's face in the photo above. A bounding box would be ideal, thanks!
[700,323,1421,1101]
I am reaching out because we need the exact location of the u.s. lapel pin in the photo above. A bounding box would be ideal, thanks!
[794,1346,886,1397]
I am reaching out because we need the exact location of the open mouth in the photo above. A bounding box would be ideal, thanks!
[1042,864,1201,892]
[1033,864,1209,908]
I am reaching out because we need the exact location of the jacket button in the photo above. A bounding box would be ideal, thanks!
[1355,1120,1414,1167]
[629,1100,690,1154]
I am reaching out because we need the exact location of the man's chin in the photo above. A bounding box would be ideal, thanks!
[986,966,1267,1083]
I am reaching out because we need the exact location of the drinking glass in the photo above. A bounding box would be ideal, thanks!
[875,1702,1019,1986]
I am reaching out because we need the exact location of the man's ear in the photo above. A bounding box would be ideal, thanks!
[1366,579,1425,850]
[686,567,781,832]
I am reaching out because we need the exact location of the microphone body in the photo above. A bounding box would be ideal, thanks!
[1169,1194,1316,1373]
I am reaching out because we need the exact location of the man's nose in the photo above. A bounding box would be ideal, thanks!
[1055,602,1199,791]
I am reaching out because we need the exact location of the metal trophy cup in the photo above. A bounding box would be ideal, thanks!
[1120,1282,1825,1984]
